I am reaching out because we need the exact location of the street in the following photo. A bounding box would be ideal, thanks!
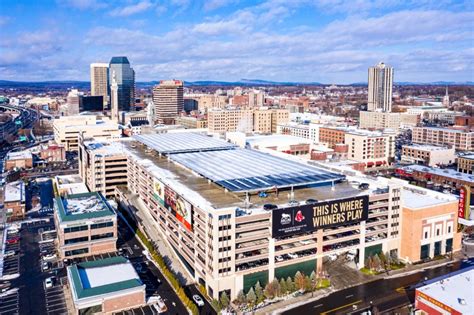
[283,257,474,315]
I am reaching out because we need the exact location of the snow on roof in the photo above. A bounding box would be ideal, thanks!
[63,194,108,216]
[56,192,115,222]
[415,126,474,134]
[6,150,32,160]
[246,134,312,148]
[80,262,138,288]
[402,165,474,183]
[4,181,24,203]
[84,140,127,157]
[402,144,453,151]
[417,266,474,315]
[402,187,457,209]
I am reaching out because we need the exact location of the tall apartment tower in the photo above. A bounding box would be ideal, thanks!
[152,80,184,124]
[248,90,265,107]
[90,63,109,108]
[110,71,120,123]
[368,62,393,112]
[109,57,135,111]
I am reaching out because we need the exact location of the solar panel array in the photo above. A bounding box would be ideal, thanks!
[170,149,345,192]
[133,133,236,154]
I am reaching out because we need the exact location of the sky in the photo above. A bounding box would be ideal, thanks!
[0,0,473,83]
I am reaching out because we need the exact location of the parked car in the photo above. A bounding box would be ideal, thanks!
[275,255,284,262]
[6,238,19,245]
[328,254,338,262]
[42,261,50,271]
[150,295,168,313]
[287,253,298,259]
[45,277,53,289]
[193,295,205,307]
[3,250,16,258]
[42,254,57,261]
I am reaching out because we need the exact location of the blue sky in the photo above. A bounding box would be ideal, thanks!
[0,0,473,83]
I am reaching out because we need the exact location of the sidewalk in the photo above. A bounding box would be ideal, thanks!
[123,193,194,286]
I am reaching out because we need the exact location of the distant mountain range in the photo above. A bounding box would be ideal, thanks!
[0,79,473,89]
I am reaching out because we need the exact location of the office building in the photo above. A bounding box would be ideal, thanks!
[109,57,135,111]
[78,136,128,198]
[412,127,474,151]
[153,80,184,124]
[54,192,117,259]
[67,256,146,315]
[415,267,473,315]
[5,150,33,170]
[458,155,474,174]
[120,133,405,300]
[175,116,208,129]
[4,180,25,221]
[318,126,346,147]
[80,96,104,112]
[66,89,82,116]
[90,63,109,107]
[399,185,460,263]
[248,90,265,107]
[367,62,393,112]
[359,111,419,130]
[401,144,455,167]
[53,115,122,151]
[277,123,319,143]
[208,108,289,134]
[345,129,395,168]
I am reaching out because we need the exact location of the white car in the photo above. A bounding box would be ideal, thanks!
[328,254,338,262]
[45,277,53,289]
[275,256,284,262]
[193,295,205,307]
[287,253,298,259]
[3,250,16,258]
[42,253,57,261]
[42,261,50,271]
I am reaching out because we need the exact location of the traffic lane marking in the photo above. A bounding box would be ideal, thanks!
[320,299,363,315]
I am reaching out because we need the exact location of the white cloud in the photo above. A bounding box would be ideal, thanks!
[110,0,154,17]
[204,0,238,11]
[56,0,107,10]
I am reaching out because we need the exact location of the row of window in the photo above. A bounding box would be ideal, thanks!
[64,221,114,233]
[64,232,114,244]
[65,248,89,257]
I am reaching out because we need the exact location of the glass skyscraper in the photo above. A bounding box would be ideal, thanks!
[109,56,135,111]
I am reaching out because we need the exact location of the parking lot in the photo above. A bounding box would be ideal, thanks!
[0,227,21,315]
[44,282,68,315]
[0,289,19,315]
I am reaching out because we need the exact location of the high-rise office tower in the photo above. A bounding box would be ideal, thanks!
[90,63,109,108]
[152,80,184,124]
[110,71,119,123]
[109,57,135,111]
[66,89,82,115]
[368,62,393,112]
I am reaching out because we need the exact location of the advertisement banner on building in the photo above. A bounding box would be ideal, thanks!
[272,195,369,237]
[153,178,165,205]
[164,186,192,231]
[458,186,473,228]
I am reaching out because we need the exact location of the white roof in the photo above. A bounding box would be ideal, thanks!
[417,267,474,315]
[84,141,127,157]
[4,181,24,203]
[402,144,452,151]
[402,187,457,209]
[246,135,312,148]
[83,263,138,288]
[7,150,32,160]
[403,165,474,183]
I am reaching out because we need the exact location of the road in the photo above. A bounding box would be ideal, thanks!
[283,258,474,315]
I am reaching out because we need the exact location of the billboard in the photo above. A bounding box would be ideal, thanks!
[272,195,369,237]
[164,186,192,231]
[458,185,473,228]
[153,178,165,205]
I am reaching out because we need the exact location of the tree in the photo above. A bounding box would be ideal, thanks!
[264,279,281,299]
[279,278,287,295]
[255,281,264,303]
[235,290,246,305]
[220,291,230,308]
[310,271,316,282]
[246,287,256,305]
[304,275,312,291]
[373,254,382,271]
[294,271,305,291]
[211,298,221,312]
[286,276,295,292]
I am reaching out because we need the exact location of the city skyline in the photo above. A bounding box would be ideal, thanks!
[1,0,473,83]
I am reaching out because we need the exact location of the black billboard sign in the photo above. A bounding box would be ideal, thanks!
[272,195,369,237]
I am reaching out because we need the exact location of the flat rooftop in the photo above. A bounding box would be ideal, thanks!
[68,256,143,300]
[4,181,24,203]
[124,141,371,212]
[170,148,345,192]
[55,192,115,222]
[84,140,128,157]
[6,150,32,160]
[402,144,452,151]
[401,165,474,184]
[417,266,473,314]
[55,175,89,195]
[133,133,236,154]
[402,187,457,209]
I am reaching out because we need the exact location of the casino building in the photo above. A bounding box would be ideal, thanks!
[121,133,404,300]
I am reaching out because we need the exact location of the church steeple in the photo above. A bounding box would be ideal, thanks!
[443,86,450,106]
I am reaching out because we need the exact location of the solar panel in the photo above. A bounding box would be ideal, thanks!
[133,133,236,154]
[170,149,345,192]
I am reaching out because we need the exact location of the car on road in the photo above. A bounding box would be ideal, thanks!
[45,277,53,288]
[149,295,168,313]
[193,294,205,307]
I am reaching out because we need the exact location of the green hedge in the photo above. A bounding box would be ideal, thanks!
[120,211,199,315]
